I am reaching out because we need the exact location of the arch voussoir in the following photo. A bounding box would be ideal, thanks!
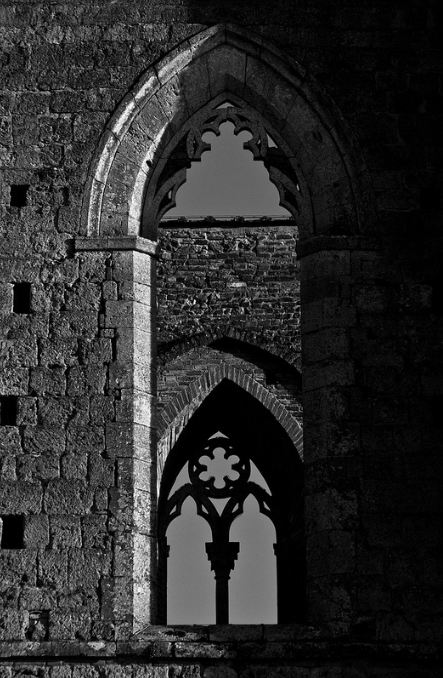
[82,23,372,240]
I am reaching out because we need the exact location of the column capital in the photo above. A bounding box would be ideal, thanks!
[205,542,240,578]
[75,235,159,256]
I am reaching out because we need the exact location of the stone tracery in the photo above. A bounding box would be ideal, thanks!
[141,98,302,235]
[159,432,277,624]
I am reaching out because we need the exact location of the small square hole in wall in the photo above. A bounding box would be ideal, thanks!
[430,396,443,427]
[432,279,443,316]
[0,515,24,549]
[13,282,31,313]
[0,396,17,425]
[26,610,49,641]
[10,184,29,208]
[420,185,441,211]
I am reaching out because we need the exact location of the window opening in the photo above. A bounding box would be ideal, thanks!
[13,282,31,314]
[230,494,277,623]
[0,515,24,549]
[0,396,17,425]
[143,98,301,234]
[167,496,214,624]
[164,120,291,221]
[163,431,277,624]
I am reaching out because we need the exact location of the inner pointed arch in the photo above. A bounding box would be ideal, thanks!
[142,93,303,237]
[164,119,292,220]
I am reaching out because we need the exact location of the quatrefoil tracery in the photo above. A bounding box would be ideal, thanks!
[142,99,302,234]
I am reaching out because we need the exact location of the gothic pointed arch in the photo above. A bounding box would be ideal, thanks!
[157,369,304,479]
[157,378,305,624]
[74,23,376,632]
[81,23,374,241]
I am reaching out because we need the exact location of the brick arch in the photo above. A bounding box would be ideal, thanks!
[82,23,374,239]
[158,325,301,370]
[157,365,304,490]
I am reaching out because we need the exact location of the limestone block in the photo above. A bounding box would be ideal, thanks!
[88,455,114,488]
[68,549,110,594]
[79,338,113,364]
[38,550,69,590]
[90,396,115,424]
[66,425,105,456]
[208,45,246,99]
[67,365,106,397]
[136,97,169,150]
[16,397,37,425]
[50,609,92,641]
[50,516,82,549]
[105,422,134,458]
[29,367,66,396]
[179,55,211,114]
[16,452,60,482]
[0,367,29,395]
[155,76,189,134]
[0,610,27,641]
[60,452,88,481]
[0,283,12,313]
[0,481,42,514]
[115,390,155,428]
[0,427,22,457]
[22,514,49,548]
[40,338,79,367]
[44,480,93,515]
[81,514,108,550]
[133,489,155,531]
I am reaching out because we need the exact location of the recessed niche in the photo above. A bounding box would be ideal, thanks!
[13,282,31,314]
[0,395,17,425]
[0,515,24,549]
[10,184,29,208]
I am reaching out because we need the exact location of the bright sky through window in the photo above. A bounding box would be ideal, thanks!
[164,118,285,623]
[165,120,291,218]
[167,459,277,624]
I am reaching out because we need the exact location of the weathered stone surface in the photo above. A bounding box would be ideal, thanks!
[0,3,441,676]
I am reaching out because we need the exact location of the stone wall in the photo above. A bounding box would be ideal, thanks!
[0,0,442,675]
[157,223,300,357]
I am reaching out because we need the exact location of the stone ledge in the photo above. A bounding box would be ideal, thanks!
[75,236,159,256]
[0,631,440,663]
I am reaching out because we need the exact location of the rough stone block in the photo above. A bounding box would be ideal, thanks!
[0,428,22,457]
[50,516,82,549]
[23,514,49,548]
[0,481,42,514]
[44,480,93,515]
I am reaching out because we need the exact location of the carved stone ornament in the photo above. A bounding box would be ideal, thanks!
[160,432,277,623]
[141,97,302,236]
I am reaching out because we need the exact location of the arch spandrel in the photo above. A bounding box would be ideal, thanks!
[82,23,373,240]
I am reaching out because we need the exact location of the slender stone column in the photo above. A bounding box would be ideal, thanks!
[205,542,240,624]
